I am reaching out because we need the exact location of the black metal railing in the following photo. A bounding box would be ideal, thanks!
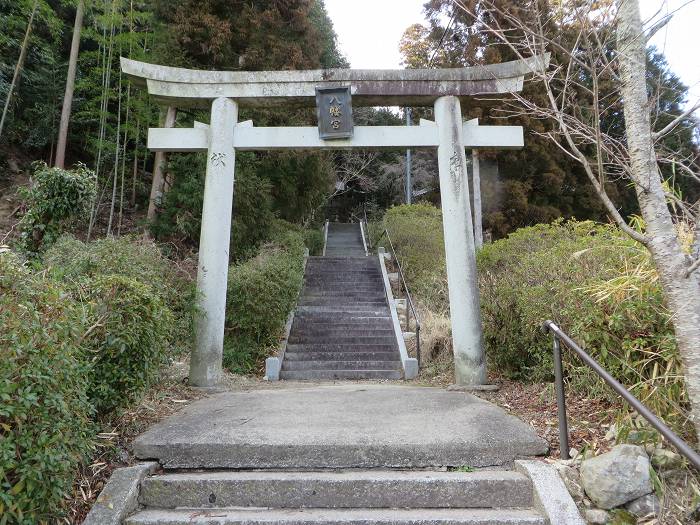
[381,228,422,368]
[543,320,700,470]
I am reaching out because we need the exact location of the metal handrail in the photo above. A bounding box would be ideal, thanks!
[359,220,369,257]
[543,320,700,470]
[362,203,372,252]
[381,228,422,368]
[322,220,329,256]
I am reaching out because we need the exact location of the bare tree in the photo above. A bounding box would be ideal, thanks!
[330,150,378,200]
[0,0,39,141]
[54,0,85,168]
[455,0,700,436]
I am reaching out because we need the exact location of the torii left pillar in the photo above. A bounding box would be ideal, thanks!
[190,97,238,387]
[435,96,487,386]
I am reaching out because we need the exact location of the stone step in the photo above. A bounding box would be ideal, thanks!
[308,256,372,262]
[290,327,395,337]
[282,360,401,371]
[300,292,385,299]
[306,268,377,273]
[283,351,399,362]
[294,306,390,315]
[128,508,546,525]
[324,251,367,256]
[299,300,388,308]
[302,282,383,288]
[292,318,392,327]
[306,265,376,270]
[299,293,387,300]
[285,343,397,353]
[291,323,393,333]
[304,273,381,280]
[139,470,533,510]
[306,256,372,262]
[131,385,550,470]
[288,335,397,345]
[307,256,375,262]
[302,283,382,289]
[298,297,387,303]
[304,276,380,282]
[279,369,402,380]
[294,312,389,318]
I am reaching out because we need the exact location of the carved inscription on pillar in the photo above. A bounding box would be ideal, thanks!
[315,87,354,140]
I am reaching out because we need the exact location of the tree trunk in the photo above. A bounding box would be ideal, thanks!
[54,0,84,168]
[617,0,700,439]
[0,0,39,140]
[131,119,140,207]
[146,106,177,222]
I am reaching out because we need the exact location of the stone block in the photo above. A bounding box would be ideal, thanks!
[83,462,158,525]
[265,357,280,381]
[580,444,652,509]
[515,460,585,525]
[403,358,418,379]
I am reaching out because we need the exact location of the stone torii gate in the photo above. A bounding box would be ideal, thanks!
[121,55,549,388]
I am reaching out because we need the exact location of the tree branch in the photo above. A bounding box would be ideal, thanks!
[686,257,700,278]
[652,99,700,141]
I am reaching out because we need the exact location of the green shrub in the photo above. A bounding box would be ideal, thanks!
[382,205,689,437]
[0,253,95,523]
[477,221,635,380]
[303,227,324,256]
[224,225,306,373]
[383,203,447,310]
[19,162,96,255]
[44,235,195,357]
[152,153,275,259]
[478,220,689,435]
[81,275,175,414]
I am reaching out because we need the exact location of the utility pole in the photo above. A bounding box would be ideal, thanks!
[405,107,412,204]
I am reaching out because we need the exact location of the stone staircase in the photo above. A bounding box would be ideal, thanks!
[87,385,580,524]
[324,221,367,256]
[128,469,546,525]
[279,222,403,380]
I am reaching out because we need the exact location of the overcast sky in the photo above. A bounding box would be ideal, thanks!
[324,0,700,104]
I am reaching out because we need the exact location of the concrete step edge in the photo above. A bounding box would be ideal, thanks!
[139,471,533,509]
[283,352,399,361]
[281,361,402,371]
[127,508,546,525]
[279,370,403,380]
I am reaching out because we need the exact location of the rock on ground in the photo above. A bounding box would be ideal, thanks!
[553,463,585,502]
[580,444,652,509]
[584,508,609,524]
[625,493,660,517]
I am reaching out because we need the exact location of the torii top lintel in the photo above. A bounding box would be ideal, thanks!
[120,54,550,108]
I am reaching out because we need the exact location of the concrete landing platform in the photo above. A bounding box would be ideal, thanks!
[133,384,548,469]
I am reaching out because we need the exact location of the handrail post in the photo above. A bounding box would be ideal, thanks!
[544,320,700,470]
[553,334,571,460]
[416,324,421,369]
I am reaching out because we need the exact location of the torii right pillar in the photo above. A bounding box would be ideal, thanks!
[435,95,487,386]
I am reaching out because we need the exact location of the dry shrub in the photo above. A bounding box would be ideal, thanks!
[416,307,453,383]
